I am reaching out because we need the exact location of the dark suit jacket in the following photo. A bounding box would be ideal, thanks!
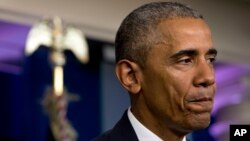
[91,111,138,141]
[91,111,192,141]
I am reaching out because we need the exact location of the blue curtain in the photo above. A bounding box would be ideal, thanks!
[0,22,103,141]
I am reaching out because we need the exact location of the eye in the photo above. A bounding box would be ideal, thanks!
[177,57,193,65]
[207,56,217,64]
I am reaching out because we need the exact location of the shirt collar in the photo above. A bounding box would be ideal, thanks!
[127,107,186,141]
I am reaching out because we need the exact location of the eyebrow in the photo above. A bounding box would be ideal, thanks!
[207,48,217,56]
[170,49,198,59]
[170,48,218,59]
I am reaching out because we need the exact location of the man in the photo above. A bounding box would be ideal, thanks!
[92,1,217,141]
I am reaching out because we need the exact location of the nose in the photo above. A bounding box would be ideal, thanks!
[193,60,215,88]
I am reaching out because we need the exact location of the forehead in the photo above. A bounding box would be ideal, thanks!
[154,18,213,53]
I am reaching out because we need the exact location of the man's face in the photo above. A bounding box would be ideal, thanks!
[140,18,217,132]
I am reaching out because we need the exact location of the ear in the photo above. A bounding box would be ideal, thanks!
[115,60,142,94]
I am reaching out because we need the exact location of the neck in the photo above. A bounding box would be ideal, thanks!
[131,102,188,141]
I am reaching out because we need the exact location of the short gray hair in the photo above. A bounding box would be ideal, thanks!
[115,1,203,67]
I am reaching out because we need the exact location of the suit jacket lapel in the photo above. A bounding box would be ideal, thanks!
[109,110,138,141]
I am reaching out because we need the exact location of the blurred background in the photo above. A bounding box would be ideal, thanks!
[0,0,249,141]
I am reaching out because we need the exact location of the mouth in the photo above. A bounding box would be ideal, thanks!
[185,97,214,113]
[190,97,212,102]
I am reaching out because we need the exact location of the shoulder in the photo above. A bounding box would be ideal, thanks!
[90,110,138,141]
[90,130,112,141]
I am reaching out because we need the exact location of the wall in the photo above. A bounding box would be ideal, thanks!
[0,0,249,64]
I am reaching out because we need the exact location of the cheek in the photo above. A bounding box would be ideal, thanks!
[154,72,187,110]
[168,72,193,109]
[142,67,193,115]
[143,73,177,113]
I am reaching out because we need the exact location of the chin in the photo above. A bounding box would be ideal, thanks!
[187,112,211,130]
[193,121,210,130]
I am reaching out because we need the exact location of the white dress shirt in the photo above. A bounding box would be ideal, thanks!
[127,107,186,141]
